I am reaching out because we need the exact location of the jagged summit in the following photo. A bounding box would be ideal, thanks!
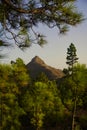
[31,56,45,65]
[27,56,64,80]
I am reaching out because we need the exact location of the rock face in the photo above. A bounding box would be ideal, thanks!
[27,56,64,80]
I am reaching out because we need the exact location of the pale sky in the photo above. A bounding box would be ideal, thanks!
[1,0,87,69]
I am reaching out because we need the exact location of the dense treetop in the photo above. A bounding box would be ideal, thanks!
[0,0,83,48]
[0,57,87,130]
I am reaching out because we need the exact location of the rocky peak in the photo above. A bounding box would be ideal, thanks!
[31,56,45,65]
[27,56,65,80]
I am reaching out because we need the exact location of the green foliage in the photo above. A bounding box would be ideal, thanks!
[79,114,87,130]
[0,58,87,130]
[0,0,84,48]
[21,80,64,130]
[35,72,49,83]
[59,76,75,110]
[11,58,30,88]
[66,43,78,66]
[66,43,79,75]
[73,64,87,108]
[65,43,86,130]
[59,63,87,130]
[60,64,87,108]
[0,59,29,130]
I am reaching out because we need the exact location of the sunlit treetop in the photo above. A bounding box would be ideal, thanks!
[0,0,84,49]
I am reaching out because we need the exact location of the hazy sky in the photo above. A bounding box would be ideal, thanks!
[1,0,87,69]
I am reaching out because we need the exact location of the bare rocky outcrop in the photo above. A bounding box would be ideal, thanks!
[27,56,64,80]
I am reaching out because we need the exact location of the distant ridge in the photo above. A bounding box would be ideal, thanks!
[27,56,64,80]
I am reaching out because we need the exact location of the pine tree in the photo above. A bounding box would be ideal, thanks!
[0,0,84,49]
[66,43,79,130]
[66,43,79,75]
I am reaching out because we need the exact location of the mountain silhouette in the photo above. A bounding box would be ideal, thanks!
[27,56,64,80]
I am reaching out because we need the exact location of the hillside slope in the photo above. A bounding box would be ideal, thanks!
[27,56,64,80]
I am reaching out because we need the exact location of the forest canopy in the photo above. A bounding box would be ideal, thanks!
[0,57,87,130]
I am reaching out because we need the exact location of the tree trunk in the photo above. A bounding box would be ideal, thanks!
[72,86,77,130]
[72,99,77,130]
